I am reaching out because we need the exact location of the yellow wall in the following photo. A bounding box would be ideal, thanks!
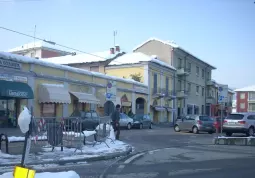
[117,81,133,89]
[118,91,132,101]
[22,63,30,72]
[34,65,65,77]
[106,67,145,83]
[68,71,92,83]
[93,77,107,85]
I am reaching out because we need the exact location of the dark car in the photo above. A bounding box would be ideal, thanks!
[65,110,100,131]
[133,114,153,129]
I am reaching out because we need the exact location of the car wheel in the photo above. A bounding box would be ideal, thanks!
[247,127,254,137]
[127,123,132,130]
[139,123,143,129]
[174,125,180,132]
[149,123,152,129]
[226,132,232,137]
[192,126,199,134]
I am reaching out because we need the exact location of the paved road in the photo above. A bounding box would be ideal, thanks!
[6,126,255,178]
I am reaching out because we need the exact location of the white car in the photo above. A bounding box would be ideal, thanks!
[119,113,134,130]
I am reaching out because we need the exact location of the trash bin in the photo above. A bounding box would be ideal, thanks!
[47,123,63,147]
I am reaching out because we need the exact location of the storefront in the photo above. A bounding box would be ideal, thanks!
[0,80,34,128]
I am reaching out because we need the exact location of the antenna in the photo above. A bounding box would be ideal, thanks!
[113,30,117,46]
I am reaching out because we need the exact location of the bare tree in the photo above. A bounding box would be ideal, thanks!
[130,73,142,82]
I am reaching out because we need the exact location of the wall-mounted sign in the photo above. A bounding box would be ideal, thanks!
[0,59,22,70]
[106,81,116,101]
[8,90,28,98]
[0,74,27,83]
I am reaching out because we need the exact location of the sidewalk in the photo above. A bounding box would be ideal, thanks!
[0,139,132,167]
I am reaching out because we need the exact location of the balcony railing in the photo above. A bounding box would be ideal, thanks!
[177,67,190,76]
[165,90,176,100]
[151,87,165,98]
[176,90,188,98]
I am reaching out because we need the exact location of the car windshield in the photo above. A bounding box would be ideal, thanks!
[134,115,143,120]
[226,114,244,120]
[199,116,214,121]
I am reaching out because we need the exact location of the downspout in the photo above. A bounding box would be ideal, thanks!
[183,54,189,115]
[205,65,210,116]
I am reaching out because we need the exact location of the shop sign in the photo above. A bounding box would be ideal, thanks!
[106,81,116,101]
[8,90,28,98]
[0,74,28,83]
[0,59,22,70]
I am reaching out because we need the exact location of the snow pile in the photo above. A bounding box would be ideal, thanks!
[18,107,31,134]
[0,171,80,178]
[0,52,147,87]
[42,51,124,64]
[109,52,176,71]
[8,136,47,142]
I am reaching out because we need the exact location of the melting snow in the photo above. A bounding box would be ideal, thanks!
[235,85,255,92]
[1,171,80,178]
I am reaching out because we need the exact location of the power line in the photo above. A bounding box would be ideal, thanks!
[0,26,213,91]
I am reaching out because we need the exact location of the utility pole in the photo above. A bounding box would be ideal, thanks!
[113,30,117,46]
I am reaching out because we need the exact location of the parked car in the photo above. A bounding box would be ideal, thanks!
[65,110,100,131]
[174,115,215,134]
[223,112,255,137]
[119,113,134,130]
[133,114,153,129]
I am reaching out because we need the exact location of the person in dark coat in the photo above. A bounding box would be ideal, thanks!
[111,104,121,140]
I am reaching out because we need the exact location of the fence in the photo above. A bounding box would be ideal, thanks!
[0,115,112,155]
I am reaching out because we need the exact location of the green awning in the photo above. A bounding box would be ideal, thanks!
[0,80,34,99]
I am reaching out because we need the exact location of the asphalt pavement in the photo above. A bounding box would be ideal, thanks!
[12,126,255,178]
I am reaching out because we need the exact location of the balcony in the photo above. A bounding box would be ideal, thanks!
[206,96,216,104]
[165,90,176,100]
[177,67,190,76]
[176,90,188,98]
[151,87,165,98]
[206,79,217,86]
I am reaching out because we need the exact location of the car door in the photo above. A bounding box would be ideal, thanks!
[143,115,150,127]
[84,112,93,130]
[119,113,127,127]
[178,116,187,130]
[186,115,196,131]
[91,111,100,129]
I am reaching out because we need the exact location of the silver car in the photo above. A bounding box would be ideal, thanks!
[174,115,215,134]
[119,113,134,130]
[223,112,255,137]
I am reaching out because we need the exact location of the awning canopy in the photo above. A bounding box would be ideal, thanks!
[70,92,100,104]
[122,101,131,107]
[153,106,166,112]
[38,84,71,104]
[0,80,34,99]
[97,92,106,107]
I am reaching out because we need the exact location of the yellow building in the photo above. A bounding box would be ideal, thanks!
[105,52,176,123]
[0,52,148,128]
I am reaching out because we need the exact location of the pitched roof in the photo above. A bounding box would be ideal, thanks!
[235,85,255,92]
[109,52,176,71]
[133,37,216,69]
[41,51,125,65]
[8,41,70,53]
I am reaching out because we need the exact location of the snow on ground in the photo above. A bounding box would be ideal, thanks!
[0,171,80,178]
[0,139,129,165]
[8,136,47,142]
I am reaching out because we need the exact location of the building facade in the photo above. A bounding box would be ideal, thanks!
[235,85,255,112]
[133,38,216,116]
[0,52,148,128]
[8,41,71,58]
[105,52,176,123]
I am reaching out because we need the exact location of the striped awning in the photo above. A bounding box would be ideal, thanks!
[70,92,100,104]
[38,84,71,104]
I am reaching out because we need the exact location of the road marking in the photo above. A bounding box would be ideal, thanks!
[118,165,125,169]
[168,168,221,176]
[124,153,145,164]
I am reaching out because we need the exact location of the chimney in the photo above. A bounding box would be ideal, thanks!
[110,47,115,54]
[115,45,120,52]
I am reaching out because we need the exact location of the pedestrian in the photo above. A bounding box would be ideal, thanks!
[111,104,121,140]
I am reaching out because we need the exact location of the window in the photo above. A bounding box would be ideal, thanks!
[201,105,204,115]
[249,104,255,112]
[153,73,157,90]
[166,77,169,90]
[196,66,199,76]
[196,86,199,94]
[240,93,245,99]
[249,92,255,100]
[187,83,191,92]
[187,62,191,72]
[41,103,56,117]
[178,58,182,68]
[202,88,204,96]
[178,80,181,90]
[202,69,205,79]
[207,71,210,80]
[240,103,245,109]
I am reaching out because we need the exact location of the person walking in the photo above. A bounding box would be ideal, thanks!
[111,104,121,140]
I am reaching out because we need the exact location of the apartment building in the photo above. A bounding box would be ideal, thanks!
[8,41,71,58]
[105,52,176,123]
[235,85,255,112]
[133,38,216,116]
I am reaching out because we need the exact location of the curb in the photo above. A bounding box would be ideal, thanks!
[0,146,133,167]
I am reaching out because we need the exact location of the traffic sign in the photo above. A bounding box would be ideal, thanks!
[218,84,228,103]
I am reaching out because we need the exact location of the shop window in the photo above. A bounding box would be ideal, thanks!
[41,103,56,117]
[73,100,79,111]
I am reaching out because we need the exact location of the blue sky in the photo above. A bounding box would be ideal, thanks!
[0,0,254,89]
